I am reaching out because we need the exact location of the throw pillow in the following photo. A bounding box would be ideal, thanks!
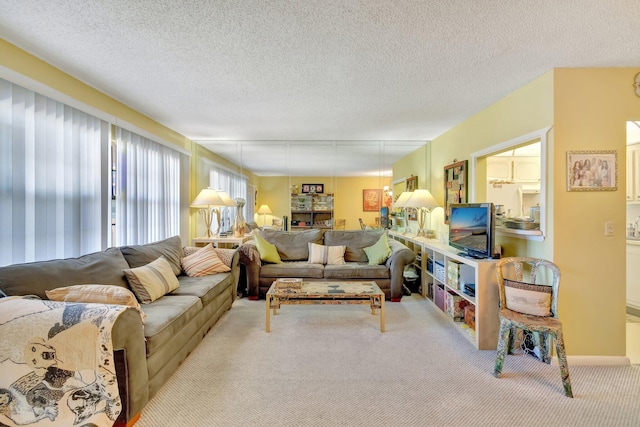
[503,279,552,316]
[45,284,147,323]
[307,242,346,265]
[363,233,392,265]
[181,244,231,277]
[254,234,282,264]
[123,256,180,304]
[214,248,235,268]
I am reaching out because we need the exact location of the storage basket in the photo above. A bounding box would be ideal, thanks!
[434,261,445,282]
[445,291,469,321]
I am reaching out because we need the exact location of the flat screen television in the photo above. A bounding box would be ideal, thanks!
[448,203,496,259]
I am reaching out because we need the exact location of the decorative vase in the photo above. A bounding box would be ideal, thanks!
[232,198,246,237]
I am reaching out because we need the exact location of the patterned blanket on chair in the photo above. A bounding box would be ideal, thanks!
[0,296,127,426]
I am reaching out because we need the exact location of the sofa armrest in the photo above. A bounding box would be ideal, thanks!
[387,239,416,301]
[110,306,148,423]
[239,243,261,299]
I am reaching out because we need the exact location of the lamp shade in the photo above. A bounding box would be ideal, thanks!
[394,191,413,209]
[191,188,225,207]
[216,190,236,207]
[257,204,272,214]
[404,189,439,210]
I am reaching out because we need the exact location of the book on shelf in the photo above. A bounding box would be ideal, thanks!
[274,278,303,290]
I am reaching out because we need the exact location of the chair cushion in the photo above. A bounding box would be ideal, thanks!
[254,234,282,264]
[308,243,346,265]
[181,244,230,276]
[363,233,392,265]
[504,279,552,316]
[124,257,180,304]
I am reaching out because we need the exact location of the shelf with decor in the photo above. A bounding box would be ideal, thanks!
[388,231,500,350]
[290,193,334,230]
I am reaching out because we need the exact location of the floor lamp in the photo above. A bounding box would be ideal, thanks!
[404,189,439,238]
[257,204,272,227]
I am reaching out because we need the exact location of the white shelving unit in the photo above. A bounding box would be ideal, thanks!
[389,231,501,350]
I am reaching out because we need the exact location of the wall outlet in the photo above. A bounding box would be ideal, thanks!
[605,221,614,236]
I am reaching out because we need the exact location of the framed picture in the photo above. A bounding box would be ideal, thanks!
[406,175,418,192]
[363,189,382,211]
[444,160,468,223]
[567,150,617,191]
[301,183,324,193]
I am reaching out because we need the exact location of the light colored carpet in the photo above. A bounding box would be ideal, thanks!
[136,295,640,427]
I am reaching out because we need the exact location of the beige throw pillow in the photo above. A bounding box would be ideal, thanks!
[504,279,552,316]
[45,284,147,323]
[181,244,231,276]
[124,256,180,304]
[308,243,346,265]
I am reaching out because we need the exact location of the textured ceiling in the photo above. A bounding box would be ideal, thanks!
[1,1,639,176]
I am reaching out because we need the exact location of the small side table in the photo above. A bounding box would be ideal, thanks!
[192,235,253,249]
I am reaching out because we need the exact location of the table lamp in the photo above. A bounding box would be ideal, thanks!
[394,191,413,234]
[404,189,439,238]
[191,188,231,237]
[257,204,272,226]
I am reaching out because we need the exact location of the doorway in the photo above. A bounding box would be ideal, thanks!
[625,120,640,363]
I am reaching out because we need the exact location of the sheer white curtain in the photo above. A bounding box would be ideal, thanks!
[0,78,109,266]
[115,127,182,245]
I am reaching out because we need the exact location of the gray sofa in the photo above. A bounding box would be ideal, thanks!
[239,229,415,301]
[0,236,240,427]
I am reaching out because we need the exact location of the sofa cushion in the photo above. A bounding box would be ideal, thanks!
[254,234,282,263]
[0,247,130,298]
[324,230,385,262]
[171,274,232,306]
[120,235,184,275]
[140,294,203,356]
[124,257,181,304]
[181,244,230,276]
[308,243,346,265]
[324,263,390,280]
[260,229,324,261]
[363,233,392,265]
[260,262,325,279]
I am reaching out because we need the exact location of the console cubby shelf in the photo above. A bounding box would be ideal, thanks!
[388,231,500,350]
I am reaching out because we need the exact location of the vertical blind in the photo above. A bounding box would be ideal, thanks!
[115,127,182,245]
[0,78,109,266]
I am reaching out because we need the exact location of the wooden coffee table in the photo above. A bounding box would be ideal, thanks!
[265,281,385,332]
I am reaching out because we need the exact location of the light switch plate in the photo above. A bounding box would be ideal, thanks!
[605,221,614,236]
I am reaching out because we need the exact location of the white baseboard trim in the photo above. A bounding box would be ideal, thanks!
[551,356,631,366]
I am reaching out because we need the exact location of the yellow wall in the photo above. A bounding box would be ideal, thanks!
[258,176,392,230]
[405,68,639,356]
[393,144,430,190]
[552,68,638,356]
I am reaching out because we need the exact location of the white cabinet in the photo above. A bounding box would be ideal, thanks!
[389,232,501,350]
[487,156,541,182]
[627,144,640,202]
[627,242,640,310]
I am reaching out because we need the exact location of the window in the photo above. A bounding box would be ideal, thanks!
[0,78,109,265]
[114,127,185,245]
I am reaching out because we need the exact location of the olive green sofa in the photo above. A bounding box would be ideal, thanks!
[0,236,240,426]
